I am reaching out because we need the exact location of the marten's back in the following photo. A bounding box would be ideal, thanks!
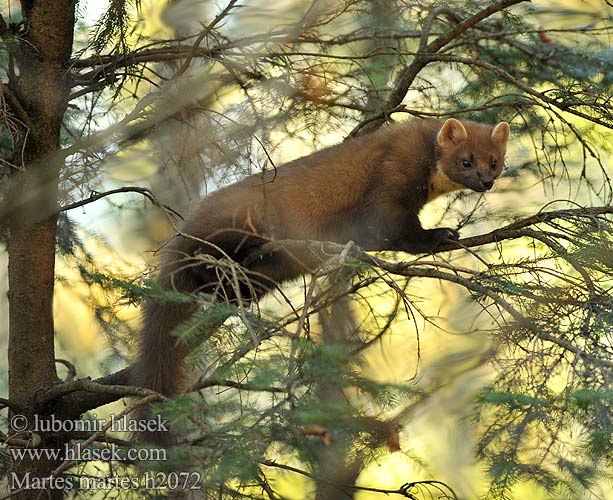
[174,120,437,253]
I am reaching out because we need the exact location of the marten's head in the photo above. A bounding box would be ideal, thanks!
[431,118,509,198]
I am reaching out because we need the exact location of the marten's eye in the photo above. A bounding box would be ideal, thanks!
[491,160,498,170]
[462,159,472,168]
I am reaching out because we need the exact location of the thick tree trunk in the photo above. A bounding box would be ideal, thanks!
[6,1,75,498]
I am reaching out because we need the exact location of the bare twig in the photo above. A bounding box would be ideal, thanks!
[259,460,458,499]
[174,0,240,78]
[55,359,77,383]
[0,397,14,411]
[191,377,288,394]
[57,186,183,220]
[429,54,613,129]
[0,80,31,129]
[351,0,529,135]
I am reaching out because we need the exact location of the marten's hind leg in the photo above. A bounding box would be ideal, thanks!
[241,246,316,296]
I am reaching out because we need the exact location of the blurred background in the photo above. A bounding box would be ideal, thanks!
[0,0,612,498]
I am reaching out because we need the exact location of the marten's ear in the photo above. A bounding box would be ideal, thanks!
[437,118,468,149]
[491,121,510,147]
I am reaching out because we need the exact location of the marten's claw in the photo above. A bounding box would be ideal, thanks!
[444,228,460,241]
[431,227,460,245]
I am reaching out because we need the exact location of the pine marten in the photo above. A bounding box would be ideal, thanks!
[132,118,510,402]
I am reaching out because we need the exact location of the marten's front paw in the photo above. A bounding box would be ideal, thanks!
[431,227,460,246]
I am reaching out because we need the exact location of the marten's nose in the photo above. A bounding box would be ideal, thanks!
[482,180,493,190]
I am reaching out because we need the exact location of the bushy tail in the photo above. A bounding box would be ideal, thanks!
[134,301,194,395]
[131,300,194,444]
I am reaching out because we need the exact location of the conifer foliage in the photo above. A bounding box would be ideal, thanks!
[0,1,612,499]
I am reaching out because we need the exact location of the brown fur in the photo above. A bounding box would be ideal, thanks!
[131,118,509,437]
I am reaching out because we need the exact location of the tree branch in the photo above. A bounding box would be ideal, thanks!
[350,0,529,135]
[436,205,613,251]
[72,45,215,84]
[0,13,9,40]
[57,186,183,220]
[429,54,613,129]
[174,0,240,78]
[248,206,613,369]
[248,206,613,260]
[0,80,31,129]
[191,377,288,394]
[70,0,239,94]
[44,206,613,416]
[35,377,159,409]
[259,461,458,499]
[51,367,136,419]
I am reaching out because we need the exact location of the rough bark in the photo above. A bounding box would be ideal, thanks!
[6,1,76,498]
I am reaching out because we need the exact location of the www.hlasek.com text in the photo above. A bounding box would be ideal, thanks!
[10,442,167,463]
